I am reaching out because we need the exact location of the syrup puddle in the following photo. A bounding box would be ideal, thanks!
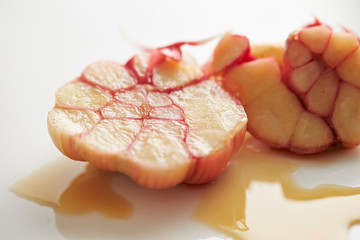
[11,160,133,219]
[194,136,360,240]
[10,135,360,239]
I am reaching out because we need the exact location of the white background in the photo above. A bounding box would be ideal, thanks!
[1,0,360,239]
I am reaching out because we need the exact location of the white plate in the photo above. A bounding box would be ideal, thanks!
[1,0,360,239]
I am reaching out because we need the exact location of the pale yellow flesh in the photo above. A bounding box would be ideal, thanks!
[211,33,336,153]
[82,61,136,90]
[245,83,303,148]
[286,40,312,68]
[251,44,284,66]
[290,60,325,94]
[305,68,339,117]
[153,53,203,89]
[337,47,360,88]
[55,81,112,109]
[299,25,331,54]
[48,52,247,189]
[211,33,249,73]
[224,58,281,106]
[323,32,359,68]
[214,28,360,153]
[332,83,360,147]
[286,24,360,148]
[290,111,334,153]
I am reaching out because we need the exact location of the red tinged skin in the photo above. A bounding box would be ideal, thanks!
[48,22,360,191]
[48,39,247,189]
[284,20,360,147]
[211,29,360,154]
[203,33,253,75]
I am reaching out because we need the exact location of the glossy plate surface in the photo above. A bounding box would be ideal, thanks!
[1,0,360,239]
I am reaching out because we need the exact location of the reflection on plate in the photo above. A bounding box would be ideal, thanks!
[10,134,360,240]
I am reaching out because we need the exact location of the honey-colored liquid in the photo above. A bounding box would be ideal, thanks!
[10,135,360,239]
[11,159,133,219]
[194,135,360,240]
